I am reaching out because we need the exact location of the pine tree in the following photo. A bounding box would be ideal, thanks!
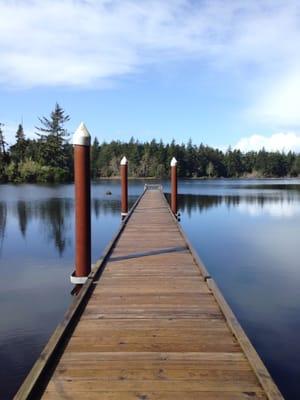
[0,123,6,155]
[16,123,25,141]
[36,103,70,168]
[91,137,100,179]
[11,123,27,162]
[0,123,8,182]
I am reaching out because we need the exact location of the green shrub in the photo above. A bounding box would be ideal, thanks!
[52,167,69,183]
[19,160,40,182]
[5,162,20,182]
[37,165,54,183]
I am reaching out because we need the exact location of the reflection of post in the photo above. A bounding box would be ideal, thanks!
[0,202,7,254]
[17,201,27,237]
[120,156,128,220]
[171,157,178,217]
[71,122,91,285]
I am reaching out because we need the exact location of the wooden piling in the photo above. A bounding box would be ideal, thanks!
[71,122,91,284]
[120,156,128,219]
[171,157,178,216]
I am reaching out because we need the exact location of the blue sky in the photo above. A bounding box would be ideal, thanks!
[1,0,300,152]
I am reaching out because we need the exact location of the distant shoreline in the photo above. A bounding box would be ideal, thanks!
[95,176,300,181]
[1,176,300,185]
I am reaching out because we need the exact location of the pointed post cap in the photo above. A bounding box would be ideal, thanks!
[170,157,177,167]
[120,156,128,165]
[73,122,91,146]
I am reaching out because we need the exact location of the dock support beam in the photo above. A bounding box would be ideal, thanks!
[171,157,178,217]
[71,122,91,285]
[120,156,128,220]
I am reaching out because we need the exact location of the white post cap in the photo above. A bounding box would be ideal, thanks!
[73,122,91,146]
[120,156,128,165]
[170,157,177,167]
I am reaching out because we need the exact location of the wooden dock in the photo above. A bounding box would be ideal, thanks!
[15,186,283,399]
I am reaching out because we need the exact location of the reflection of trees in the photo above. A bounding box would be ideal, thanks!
[17,201,28,237]
[0,202,7,254]
[239,183,300,192]
[178,195,222,217]
[37,199,72,256]
[11,197,129,256]
[92,197,137,218]
[178,193,298,217]
[93,199,120,218]
[11,198,73,256]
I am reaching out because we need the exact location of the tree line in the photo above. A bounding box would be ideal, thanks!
[1,103,300,183]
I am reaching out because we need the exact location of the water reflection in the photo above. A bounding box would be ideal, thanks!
[17,201,28,237]
[0,181,299,259]
[0,202,7,254]
[1,197,127,257]
[38,199,72,256]
[92,198,120,218]
[237,183,300,191]
[7,199,73,256]
[178,193,300,218]
[238,201,300,218]
[2,191,299,257]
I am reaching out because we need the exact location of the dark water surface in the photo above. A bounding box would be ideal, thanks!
[0,179,299,399]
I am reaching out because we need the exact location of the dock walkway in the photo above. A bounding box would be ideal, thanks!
[16,187,283,399]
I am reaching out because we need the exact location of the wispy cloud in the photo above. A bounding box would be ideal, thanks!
[234,132,300,153]
[0,0,222,88]
[248,71,300,126]
[1,1,300,129]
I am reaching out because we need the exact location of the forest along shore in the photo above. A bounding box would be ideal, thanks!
[1,103,300,184]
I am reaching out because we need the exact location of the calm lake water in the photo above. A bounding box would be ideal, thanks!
[0,179,300,399]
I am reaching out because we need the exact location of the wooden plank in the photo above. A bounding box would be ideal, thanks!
[58,351,248,362]
[44,379,263,392]
[42,392,267,400]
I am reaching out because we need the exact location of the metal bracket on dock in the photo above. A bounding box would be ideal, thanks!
[70,271,89,285]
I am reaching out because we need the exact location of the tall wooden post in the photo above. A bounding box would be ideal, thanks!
[120,156,128,220]
[171,157,178,216]
[71,122,91,285]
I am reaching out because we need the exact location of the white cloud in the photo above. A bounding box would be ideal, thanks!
[234,132,300,153]
[0,0,226,88]
[248,71,300,125]
[0,1,298,88]
[1,1,300,129]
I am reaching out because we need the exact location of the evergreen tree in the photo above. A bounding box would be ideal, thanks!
[91,137,100,179]
[35,103,70,168]
[291,155,300,176]
[16,123,25,141]
[0,123,6,155]
[255,148,268,175]
[10,123,27,162]
[185,139,197,177]
[0,123,8,182]
[226,148,244,177]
